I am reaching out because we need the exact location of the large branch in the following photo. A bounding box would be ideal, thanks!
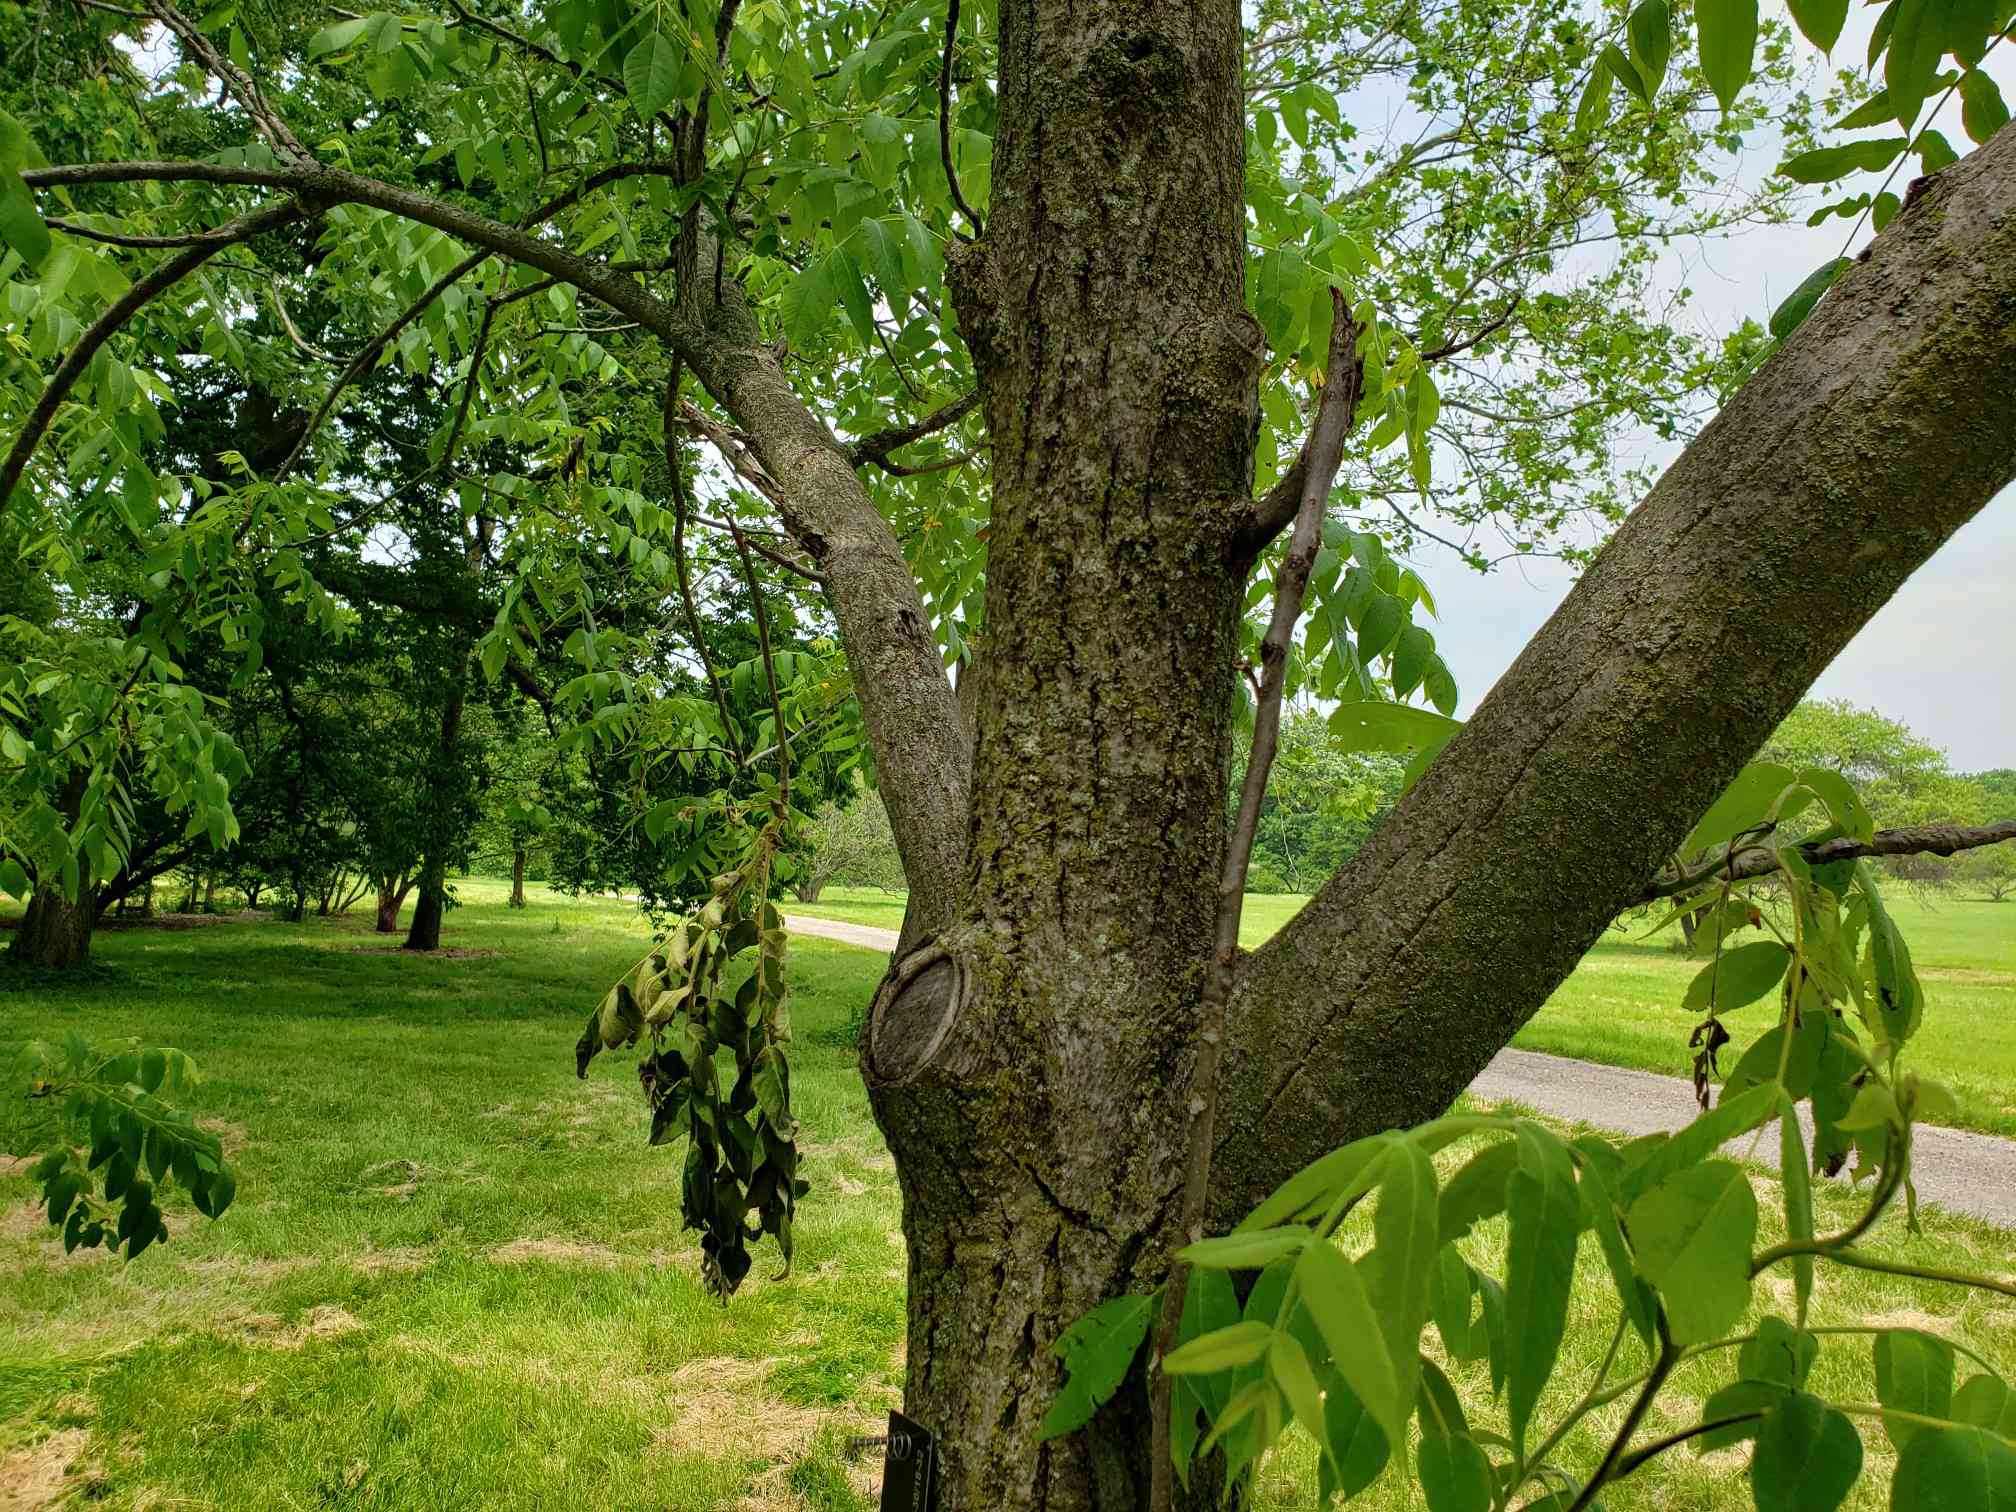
[1208,125,2016,1230]
[1644,820,2016,901]
[15,156,972,935]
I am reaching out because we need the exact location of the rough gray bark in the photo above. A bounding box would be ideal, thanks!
[860,0,1264,1502]
[1211,124,2016,1230]
[509,848,527,908]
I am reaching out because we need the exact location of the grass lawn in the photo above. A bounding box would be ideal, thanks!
[794,887,2016,1138]
[1,881,2012,1509]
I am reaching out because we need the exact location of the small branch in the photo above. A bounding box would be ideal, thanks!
[145,0,313,161]
[1612,1413,1766,1480]
[938,0,983,238]
[1148,291,1362,1512]
[664,379,744,763]
[678,399,791,507]
[42,215,248,248]
[1643,820,2016,903]
[847,389,980,470]
[1568,1323,1678,1512]
[1417,294,1521,364]
[729,524,791,808]
[1,196,319,516]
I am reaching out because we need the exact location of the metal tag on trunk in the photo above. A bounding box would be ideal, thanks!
[876,1410,936,1512]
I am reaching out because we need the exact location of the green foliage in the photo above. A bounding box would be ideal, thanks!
[576,816,803,1300]
[1049,765,2013,1506]
[7,1033,238,1258]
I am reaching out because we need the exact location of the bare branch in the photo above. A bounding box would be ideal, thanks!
[846,390,980,468]
[1642,820,2016,903]
[1418,294,1522,364]
[729,524,792,807]
[939,0,983,238]
[41,215,249,248]
[144,0,313,161]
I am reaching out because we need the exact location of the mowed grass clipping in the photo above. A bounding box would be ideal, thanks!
[0,880,2009,1510]
[794,887,2016,1138]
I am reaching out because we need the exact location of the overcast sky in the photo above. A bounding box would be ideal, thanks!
[1409,20,2016,773]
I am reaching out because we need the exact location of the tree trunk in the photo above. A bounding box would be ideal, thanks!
[792,878,825,903]
[375,881,408,933]
[202,873,216,913]
[8,859,95,970]
[404,674,468,952]
[403,853,447,951]
[860,0,1261,1502]
[509,848,527,908]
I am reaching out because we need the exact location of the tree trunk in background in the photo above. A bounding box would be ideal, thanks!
[861,0,1262,1500]
[403,853,447,950]
[403,675,469,952]
[509,849,527,908]
[8,857,95,970]
[375,881,408,933]
[202,873,217,913]
[792,878,826,903]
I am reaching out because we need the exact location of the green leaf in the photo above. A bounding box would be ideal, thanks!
[1626,0,1672,99]
[1742,1317,1819,1390]
[1317,1368,1390,1503]
[1296,1239,1406,1448]
[1797,767,1874,842]
[0,858,29,900]
[1603,42,1651,107]
[1356,592,1405,661]
[1241,1134,1392,1231]
[827,247,877,349]
[1575,55,1615,131]
[1574,1142,1658,1347]
[851,218,909,312]
[1696,0,1759,113]
[1329,702,1462,762]
[623,31,684,119]
[1504,1125,1577,1455]
[1431,1244,1482,1361]
[1626,1159,1757,1345]
[1391,625,1435,699]
[1036,1291,1154,1439]
[1368,1143,1437,1422]
[1750,1392,1862,1512]
[1686,762,1804,855]
[1960,69,2011,145]
[1876,1330,1954,1450]
[1269,1333,1327,1455]
[1617,1082,1779,1206]
[1770,259,1852,341]
[1681,940,1791,1015]
[778,256,835,351]
[1437,1139,1517,1246]
[1787,0,1849,53]
[1776,140,1910,184]
[1417,1432,1492,1512]
[1892,1424,2016,1511]
[1953,1375,2016,1438]
[1886,0,1944,130]
[306,16,370,55]
[1179,1226,1311,1270]
[1163,1319,1273,1375]
[0,114,51,271]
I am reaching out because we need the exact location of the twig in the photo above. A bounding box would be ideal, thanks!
[847,390,980,467]
[41,215,247,248]
[938,0,983,238]
[1147,290,1362,1511]
[1643,820,2016,903]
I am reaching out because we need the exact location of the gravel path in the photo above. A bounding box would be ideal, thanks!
[785,914,2016,1227]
